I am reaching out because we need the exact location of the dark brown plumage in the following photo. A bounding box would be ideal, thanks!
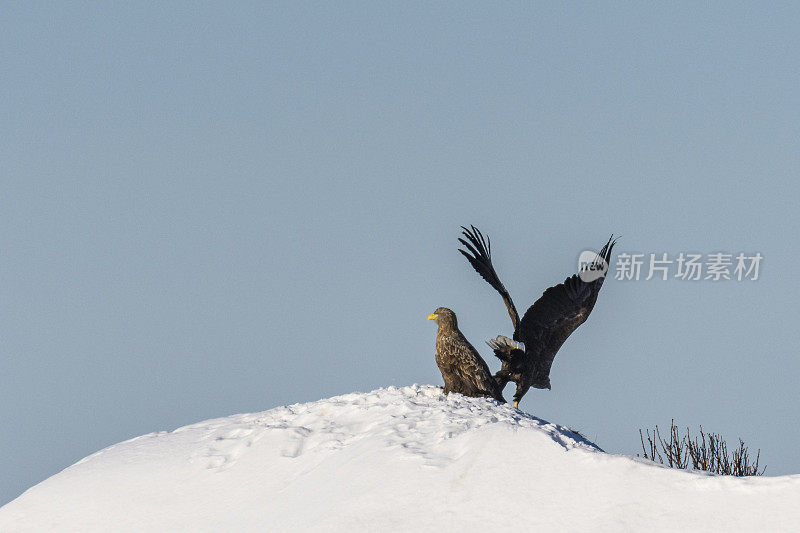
[458,226,617,408]
[428,307,506,403]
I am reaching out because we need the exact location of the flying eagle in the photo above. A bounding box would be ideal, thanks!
[427,307,506,403]
[458,226,616,408]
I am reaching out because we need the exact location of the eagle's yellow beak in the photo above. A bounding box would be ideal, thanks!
[427,313,437,321]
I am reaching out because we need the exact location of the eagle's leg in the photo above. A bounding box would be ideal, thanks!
[494,368,513,390]
[513,382,531,409]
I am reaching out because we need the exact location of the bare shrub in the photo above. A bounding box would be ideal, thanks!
[638,420,764,476]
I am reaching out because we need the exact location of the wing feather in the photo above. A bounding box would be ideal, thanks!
[457,225,520,330]
[448,334,506,402]
[516,235,617,384]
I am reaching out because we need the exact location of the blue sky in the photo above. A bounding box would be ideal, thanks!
[2,2,799,504]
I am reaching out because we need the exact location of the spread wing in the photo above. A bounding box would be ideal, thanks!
[517,236,617,382]
[458,225,519,330]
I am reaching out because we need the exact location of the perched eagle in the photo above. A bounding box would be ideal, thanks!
[458,226,616,408]
[427,307,506,403]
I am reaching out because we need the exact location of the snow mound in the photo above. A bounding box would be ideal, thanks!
[2,385,800,532]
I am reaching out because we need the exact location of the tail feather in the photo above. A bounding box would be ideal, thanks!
[486,335,525,363]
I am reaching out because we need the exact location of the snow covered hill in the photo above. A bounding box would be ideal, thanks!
[2,385,799,532]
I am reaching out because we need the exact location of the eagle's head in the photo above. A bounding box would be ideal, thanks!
[427,307,458,329]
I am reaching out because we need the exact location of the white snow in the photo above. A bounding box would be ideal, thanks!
[2,385,799,532]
